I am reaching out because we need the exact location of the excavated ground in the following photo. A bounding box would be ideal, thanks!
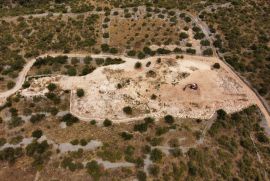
[20,54,253,123]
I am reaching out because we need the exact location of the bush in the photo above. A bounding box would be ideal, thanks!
[137,170,147,181]
[123,106,132,115]
[86,160,101,180]
[127,50,137,57]
[200,40,210,46]
[121,132,133,140]
[203,48,213,56]
[213,63,221,69]
[164,115,174,124]
[186,48,196,54]
[67,67,77,76]
[84,56,93,64]
[101,44,110,52]
[150,148,163,162]
[134,62,142,69]
[76,89,85,97]
[137,52,146,59]
[256,132,269,143]
[148,164,160,177]
[32,129,43,139]
[217,109,227,120]
[22,81,30,89]
[103,119,112,127]
[47,83,57,91]
[61,113,79,126]
[179,32,189,40]
[30,114,45,124]
[7,81,15,89]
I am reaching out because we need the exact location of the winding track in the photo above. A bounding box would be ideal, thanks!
[0,7,269,127]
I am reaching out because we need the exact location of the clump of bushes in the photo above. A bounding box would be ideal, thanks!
[60,113,79,126]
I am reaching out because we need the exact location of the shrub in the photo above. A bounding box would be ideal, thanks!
[137,52,146,59]
[135,62,142,69]
[137,170,147,181]
[30,114,45,124]
[80,139,88,146]
[134,123,148,133]
[61,113,79,126]
[200,40,210,46]
[8,116,24,128]
[213,63,221,69]
[67,67,77,76]
[103,119,112,127]
[186,48,196,54]
[203,48,213,56]
[150,148,163,162]
[7,81,15,89]
[164,115,174,124]
[0,138,7,147]
[84,56,93,64]
[127,50,137,57]
[22,81,30,89]
[32,129,43,139]
[217,109,227,120]
[47,83,57,91]
[86,160,101,180]
[123,106,132,115]
[121,132,133,140]
[148,164,160,177]
[101,44,110,52]
[76,89,85,97]
[179,32,189,40]
[194,32,205,40]
[256,132,269,143]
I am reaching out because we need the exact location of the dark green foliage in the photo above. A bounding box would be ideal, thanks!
[0,137,7,147]
[213,63,221,69]
[60,113,79,126]
[148,164,160,177]
[34,56,68,67]
[47,83,57,91]
[150,148,163,162]
[30,114,45,124]
[179,32,189,40]
[67,67,77,76]
[86,160,101,180]
[137,170,147,181]
[104,58,124,66]
[32,129,43,139]
[255,132,269,143]
[203,48,213,56]
[217,109,227,120]
[123,106,132,115]
[121,132,133,140]
[164,115,174,124]
[61,157,84,172]
[200,39,210,46]
[9,116,24,128]
[186,48,196,54]
[76,88,85,97]
[135,62,142,69]
[103,119,112,127]
[0,147,23,163]
[22,81,30,89]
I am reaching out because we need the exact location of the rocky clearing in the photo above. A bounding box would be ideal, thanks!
[20,54,253,123]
